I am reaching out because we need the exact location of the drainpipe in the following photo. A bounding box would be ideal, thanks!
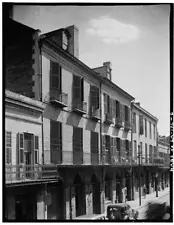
[38,38,44,165]
[130,101,134,200]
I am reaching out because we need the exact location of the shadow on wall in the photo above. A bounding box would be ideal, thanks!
[43,104,61,120]
[85,119,98,132]
[66,113,81,127]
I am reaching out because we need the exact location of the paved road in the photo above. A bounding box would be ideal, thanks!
[137,192,170,219]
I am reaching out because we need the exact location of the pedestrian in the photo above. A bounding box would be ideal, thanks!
[143,185,147,199]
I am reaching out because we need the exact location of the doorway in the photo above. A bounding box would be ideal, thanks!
[24,133,33,179]
[91,174,101,214]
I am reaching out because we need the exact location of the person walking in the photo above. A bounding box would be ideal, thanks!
[143,185,147,199]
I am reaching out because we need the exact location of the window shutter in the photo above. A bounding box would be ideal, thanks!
[112,99,116,118]
[139,115,144,135]
[96,87,99,109]
[110,137,114,156]
[5,131,12,164]
[90,85,97,108]
[127,107,130,123]
[104,93,107,114]
[34,135,39,164]
[101,135,105,153]
[113,137,117,155]
[129,141,132,159]
[122,105,125,122]
[81,78,84,102]
[50,61,61,91]
[73,75,81,102]
[110,98,113,116]
[17,133,24,164]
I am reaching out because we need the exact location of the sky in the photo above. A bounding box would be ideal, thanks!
[12,4,170,136]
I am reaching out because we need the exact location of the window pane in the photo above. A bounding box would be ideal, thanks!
[6,132,11,147]
[20,134,24,148]
[35,136,39,150]
[51,76,59,89]
[6,147,12,164]
[35,150,38,164]
[20,149,24,163]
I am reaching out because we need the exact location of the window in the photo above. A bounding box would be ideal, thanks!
[153,124,156,140]
[125,140,129,158]
[149,121,152,139]
[140,142,143,163]
[5,131,12,164]
[62,31,68,50]
[34,136,39,164]
[145,143,148,163]
[50,120,62,164]
[19,133,24,164]
[116,100,120,118]
[73,75,84,103]
[50,61,61,91]
[125,106,130,122]
[73,127,83,164]
[105,135,110,150]
[90,85,99,109]
[107,95,110,114]
[116,138,121,150]
[144,119,147,137]
[91,131,99,153]
[104,93,112,115]
[139,115,144,135]
[133,112,136,133]
[134,140,137,161]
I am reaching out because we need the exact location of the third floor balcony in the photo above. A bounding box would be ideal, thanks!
[72,100,87,115]
[104,113,113,125]
[114,117,123,128]
[90,106,100,121]
[124,121,132,131]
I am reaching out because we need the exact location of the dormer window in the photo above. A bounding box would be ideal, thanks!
[62,31,68,50]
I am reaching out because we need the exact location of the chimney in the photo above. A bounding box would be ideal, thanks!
[135,102,140,106]
[103,61,112,81]
[66,25,79,58]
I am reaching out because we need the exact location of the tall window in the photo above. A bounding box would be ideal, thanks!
[153,124,156,140]
[90,85,99,109]
[145,119,147,137]
[34,136,39,164]
[105,135,110,150]
[50,61,61,91]
[73,75,84,103]
[116,138,121,150]
[116,100,121,118]
[104,93,110,114]
[5,131,12,164]
[50,120,62,164]
[73,127,83,164]
[134,140,137,161]
[140,142,143,163]
[133,112,136,133]
[149,121,152,139]
[139,115,144,135]
[145,143,148,163]
[125,106,130,122]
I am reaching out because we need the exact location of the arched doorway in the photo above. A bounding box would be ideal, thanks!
[91,174,101,214]
[125,172,131,201]
[74,174,86,217]
[105,173,112,202]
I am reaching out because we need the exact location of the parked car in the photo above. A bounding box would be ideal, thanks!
[106,203,139,221]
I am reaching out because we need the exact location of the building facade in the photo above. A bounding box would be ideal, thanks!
[4,14,170,220]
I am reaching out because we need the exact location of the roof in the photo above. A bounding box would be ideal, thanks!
[41,36,135,100]
[132,102,158,121]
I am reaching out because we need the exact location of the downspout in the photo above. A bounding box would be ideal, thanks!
[131,101,134,200]
[38,38,44,165]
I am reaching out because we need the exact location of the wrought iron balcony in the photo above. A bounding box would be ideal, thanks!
[104,113,113,125]
[5,164,59,185]
[115,117,123,128]
[72,101,87,114]
[124,121,132,131]
[50,90,68,107]
[90,106,100,120]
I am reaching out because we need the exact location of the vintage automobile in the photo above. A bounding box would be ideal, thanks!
[106,203,139,221]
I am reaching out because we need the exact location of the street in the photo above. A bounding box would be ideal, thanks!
[137,192,170,219]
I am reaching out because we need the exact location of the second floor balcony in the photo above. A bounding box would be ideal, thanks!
[90,106,100,120]
[124,121,132,131]
[104,113,113,125]
[5,164,59,185]
[72,100,87,115]
[50,90,68,108]
[114,117,123,128]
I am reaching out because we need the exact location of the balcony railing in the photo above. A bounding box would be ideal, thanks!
[50,90,68,107]
[5,164,59,185]
[124,121,132,131]
[90,106,100,120]
[115,117,123,128]
[104,113,113,125]
[72,101,87,114]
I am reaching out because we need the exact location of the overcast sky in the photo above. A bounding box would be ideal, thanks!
[13,4,170,136]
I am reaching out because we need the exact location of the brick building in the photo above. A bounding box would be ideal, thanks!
[4,12,170,220]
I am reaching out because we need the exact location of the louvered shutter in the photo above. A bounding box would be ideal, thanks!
[96,87,99,109]
[34,135,39,164]
[112,99,116,118]
[101,135,105,163]
[81,78,84,102]
[110,98,113,116]
[18,133,24,164]
[104,93,107,114]
[122,105,125,122]
[128,107,130,123]
[73,75,81,103]
[50,61,61,91]
[139,115,144,135]
[90,85,97,108]
[110,137,114,158]
[129,141,132,160]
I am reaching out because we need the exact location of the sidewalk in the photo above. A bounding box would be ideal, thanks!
[127,187,170,211]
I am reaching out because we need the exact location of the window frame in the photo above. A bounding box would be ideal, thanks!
[5,131,12,164]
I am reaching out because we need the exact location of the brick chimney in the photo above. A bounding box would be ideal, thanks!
[103,61,112,81]
[66,25,79,59]
[135,102,140,106]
